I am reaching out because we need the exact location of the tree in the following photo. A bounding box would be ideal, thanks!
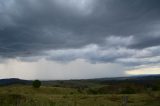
[32,80,41,88]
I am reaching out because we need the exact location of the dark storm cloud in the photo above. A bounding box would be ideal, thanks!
[0,0,160,66]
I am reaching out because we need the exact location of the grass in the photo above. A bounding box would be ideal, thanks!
[0,85,160,106]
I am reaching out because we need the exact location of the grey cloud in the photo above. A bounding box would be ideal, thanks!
[45,44,160,66]
[0,0,160,67]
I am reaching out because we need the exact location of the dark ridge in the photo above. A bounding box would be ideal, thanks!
[0,78,31,86]
[0,74,160,86]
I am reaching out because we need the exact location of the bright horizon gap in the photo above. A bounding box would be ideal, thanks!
[0,59,160,80]
[126,67,160,75]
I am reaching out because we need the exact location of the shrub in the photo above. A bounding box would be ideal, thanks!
[87,88,98,94]
[152,85,160,91]
[120,87,136,94]
[97,86,108,94]
[77,88,83,93]
[32,80,41,88]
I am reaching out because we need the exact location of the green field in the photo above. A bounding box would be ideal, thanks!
[0,85,160,106]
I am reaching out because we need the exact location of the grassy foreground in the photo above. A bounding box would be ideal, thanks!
[0,85,160,106]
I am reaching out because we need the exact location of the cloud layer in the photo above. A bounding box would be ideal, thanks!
[0,0,160,68]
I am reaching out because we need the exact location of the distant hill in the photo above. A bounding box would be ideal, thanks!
[0,74,160,86]
[91,74,160,81]
[0,78,31,86]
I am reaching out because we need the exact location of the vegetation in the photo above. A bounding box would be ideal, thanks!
[0,85,160,106]
[32,80,41,88]
[0,77,160,106]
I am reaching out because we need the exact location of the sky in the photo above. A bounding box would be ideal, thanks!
[0,0,160,80]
